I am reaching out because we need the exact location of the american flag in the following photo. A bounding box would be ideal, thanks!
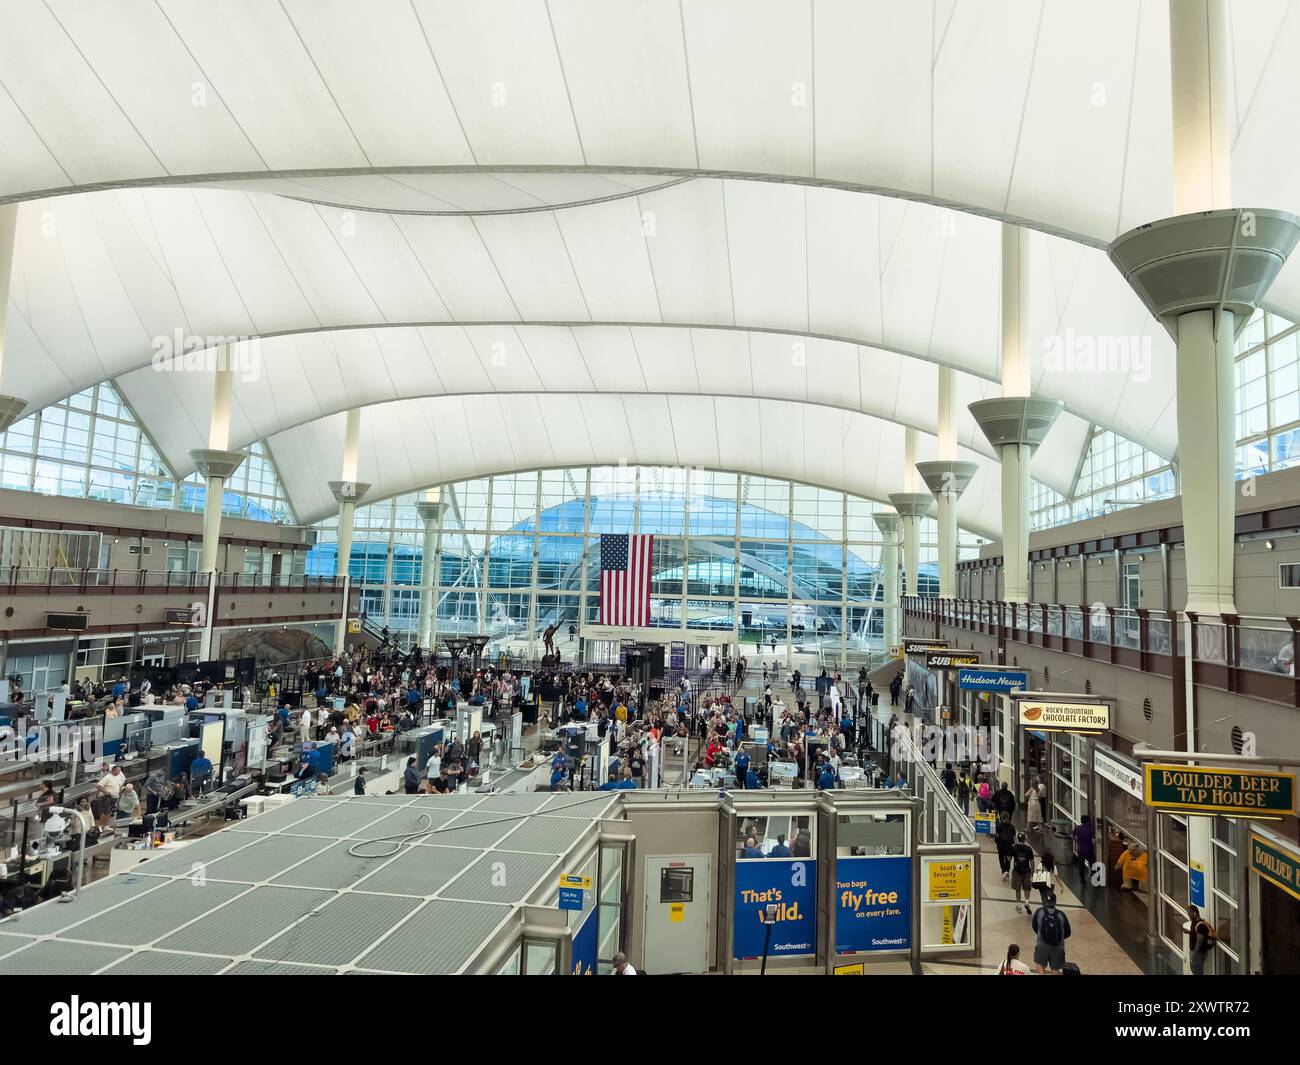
[599,533,653,627]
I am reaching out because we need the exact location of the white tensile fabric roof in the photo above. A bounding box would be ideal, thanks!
[0,0,1291,530]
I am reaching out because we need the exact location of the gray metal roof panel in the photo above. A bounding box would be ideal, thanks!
[421,811,518,849]
[223,959,336,975]
[0,933,34,957]
[281,800,401,838]
[153,885,333,955]
[99,949,234,976]
[490,815,595,856]
[55,878,248,947]
[351,900,512,974]
[0,874,170,935]
[202,834,333,884]
[253,891,419,967]
[472,792,558,815]
[0,939,129,975]
[130,829,265,875]
[351,844,478,897]
[439,851,559,904]
[350,806,461,840]
[270,840,397,891]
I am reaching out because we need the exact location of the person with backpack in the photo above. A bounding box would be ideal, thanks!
[996,943,1032,975]
[976,776,992,813]
[1187,905,1216,975]
[1010,832,1036,913]
[994,812,1016,881]
[1031,850,1058,906]
[956,773,973,814]
[941,762,958,796]
[993,782,1017,820]
[1030,892,1071,973]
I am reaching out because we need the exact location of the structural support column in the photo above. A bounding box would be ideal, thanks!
[0,204,27,435]
[970,224,1062,605]
[873,512,901,653]
[916,367,977,599]
[416,489,443,651]
[188,352,247,661]
[329,409,371,654]
[888,493,930,599]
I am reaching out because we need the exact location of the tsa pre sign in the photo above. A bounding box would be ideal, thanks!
[733,859,816,959]
[835,856,911,953]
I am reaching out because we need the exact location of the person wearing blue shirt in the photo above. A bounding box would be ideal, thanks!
[550,751,569,791]
[278,703,290,729]
[817,763,837,790]
[741,837,763,858]
[189,750,214,794]
[599,771,622,791]
[733,750,750,789]
[549,766,568,791]
[769,833,791,858]
[185,692,199,712]
[111,679,126,700]
[573,696,587,720]
[745,766,761,790]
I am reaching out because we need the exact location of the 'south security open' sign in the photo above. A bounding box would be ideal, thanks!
[1145,765,1296,817]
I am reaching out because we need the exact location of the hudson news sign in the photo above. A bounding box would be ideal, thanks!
[1144,765,1297,817]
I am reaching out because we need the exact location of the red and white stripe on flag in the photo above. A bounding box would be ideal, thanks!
[599,533,653,627]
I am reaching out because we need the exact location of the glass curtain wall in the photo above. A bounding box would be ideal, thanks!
[308,466,984,664]
[0,381,294,523]
[1031,310,1300,531]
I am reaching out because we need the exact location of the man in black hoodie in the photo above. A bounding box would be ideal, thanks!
[994,812,1016,882]
[993,782,1018,820]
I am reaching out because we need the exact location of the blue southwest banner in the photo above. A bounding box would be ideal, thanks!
[835,855,912,953]
[733,858,817,959]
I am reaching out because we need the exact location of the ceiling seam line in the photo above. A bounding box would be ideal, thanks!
[543,0,588,165]
[150,0,271,171]
[276,0,375,167]
[999,0,1048,216]
[404,0,479,166]
[40,0,172,177]
[677,0,702,170]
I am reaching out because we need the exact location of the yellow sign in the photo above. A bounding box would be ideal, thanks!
[927,859,973,902]
[940,905,954,945]
[669,903,685,924]
[347,617,362,634]
[1017,700,1110,733]
[833,962,865,975]
[559,873,593,890]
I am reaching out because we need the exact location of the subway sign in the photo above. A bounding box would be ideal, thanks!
[958,667,1029,693]
[903,639,948,656]
[925,651,980,671]
[1144,765,1297,817]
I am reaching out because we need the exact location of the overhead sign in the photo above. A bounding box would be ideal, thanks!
[927,859,973,902]
[1145,764,1296,817]
[165,606,200,626]
[835,856,911,953]
[347,618,362,634]
[1251,834,1300,902]
[1094,749,1143,800]
[958,667,1029,693]
[903,639,948,656]
[926,651,980,671]
[559,873,592,890]
[1017,700,1111,733]
[558,872,591,912]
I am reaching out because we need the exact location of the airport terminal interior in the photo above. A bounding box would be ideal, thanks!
[1,0,1300,978]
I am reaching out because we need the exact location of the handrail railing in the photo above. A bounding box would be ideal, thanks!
[0,566,348,594]
[903,594,1300,706]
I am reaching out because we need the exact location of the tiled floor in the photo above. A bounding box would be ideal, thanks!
[923,839,1144,975]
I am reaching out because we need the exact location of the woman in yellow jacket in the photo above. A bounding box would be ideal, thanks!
[1115,841,1148,890]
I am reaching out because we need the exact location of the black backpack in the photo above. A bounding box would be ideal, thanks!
[1038,908,1064,946]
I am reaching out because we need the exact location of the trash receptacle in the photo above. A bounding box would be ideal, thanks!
[1047,819,1074,866]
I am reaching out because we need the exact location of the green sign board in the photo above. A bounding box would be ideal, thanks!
[1251,835,1300,902]
[1144,764,1296,817]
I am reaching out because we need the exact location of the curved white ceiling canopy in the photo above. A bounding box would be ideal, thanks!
[112,322,1092,504]
[2,0,1297,277]
[4,179,1173,461]
[267,392,1007,535]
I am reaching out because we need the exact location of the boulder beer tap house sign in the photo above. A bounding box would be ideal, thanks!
[1144,765,1297,818]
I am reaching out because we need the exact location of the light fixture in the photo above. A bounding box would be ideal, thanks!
[1266,540,1276,550]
